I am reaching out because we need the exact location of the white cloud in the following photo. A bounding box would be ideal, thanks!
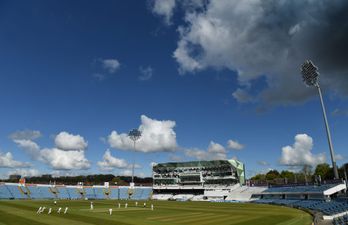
[7,169,41,178]
[151,0,176,25]
[13,131,91,171]
[157,0,348,105]
[102,59,120,74]
[9,130,42,140]
[0,152,31,168]
[40,148,90,170]
[13,139,41,159]
[227,139,244,150]
[279,134,326,167]
[50,170,89,178]
[97,149,128,170]
[139,66,153,81]
[55,131,88,151]
[232,88,254,103]
[119,169,145,177]
[185,141,227,160]
[108,115,177,153]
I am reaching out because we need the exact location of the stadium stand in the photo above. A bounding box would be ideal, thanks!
[6,184,27,199]
[0,183,13,199]
[84,186,96,199]
[36,185,54,199]
[109,187,119,199]
[56,186,70,199]
[0,183,152,200]
[26,185,42,199]
[93,187,105,199]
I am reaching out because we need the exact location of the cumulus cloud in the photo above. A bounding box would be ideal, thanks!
[279,134,326,167]
[185,141,227,160]
[97,149,128,171]
[13,139,41,159]
[0,152,31,168]
[55,131,88,151]
[101,59,120,74]
[154,0,348,105]
[40,148,90,170]
[13,131,91,170]
[108,115,177,153]
[6,169,41,178]
[139,66,153,81]
[119,169,145,177]
[151,0,176,25]
[9,130,41,140]
[227,139,244,150]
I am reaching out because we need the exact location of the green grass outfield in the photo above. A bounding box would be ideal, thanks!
[0,199,312,225]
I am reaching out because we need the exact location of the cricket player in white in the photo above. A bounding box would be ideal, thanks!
[135,201,138,207]
[90,201,94,210]
[151,204,154,211]
[48,208,52,214]
[64,207,68,214]
[118,203,121,208]
[57,207,62,214]
[109,208,112,215]
[125,203,128,208]
[143,202,146,208]
[37,207,42,214]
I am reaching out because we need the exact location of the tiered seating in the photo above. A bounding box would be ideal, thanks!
[109,187,118,199]
[37,186,54,199]
[0,184,13,199]
[84,187,96,199]
[257,199,348,217]
[66,187,80,199]
[264,184,336,193]
[131,188,143,199]
[56,186,70,199]
[26,185,42,199]
[0,183,153,200]
[140,188,152,200]
[6,185,27,199]
[93,187,105,199]
[333,215,348,225]
[119,187,128,199]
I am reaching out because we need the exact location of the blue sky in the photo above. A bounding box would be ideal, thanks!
[0,0,347,179]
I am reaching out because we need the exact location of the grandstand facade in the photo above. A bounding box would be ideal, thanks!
[152,159,245,200]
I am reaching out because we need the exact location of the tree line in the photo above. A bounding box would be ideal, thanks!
[250,163,348,186]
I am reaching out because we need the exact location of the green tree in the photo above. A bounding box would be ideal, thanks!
[266,170,280,180]
[314,163,332,180]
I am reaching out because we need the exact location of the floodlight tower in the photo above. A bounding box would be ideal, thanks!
[300,60,339,179]
[128,128,142,184]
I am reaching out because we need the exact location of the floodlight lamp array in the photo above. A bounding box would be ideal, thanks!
[128,128,142,142]
[301,60,319,87]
